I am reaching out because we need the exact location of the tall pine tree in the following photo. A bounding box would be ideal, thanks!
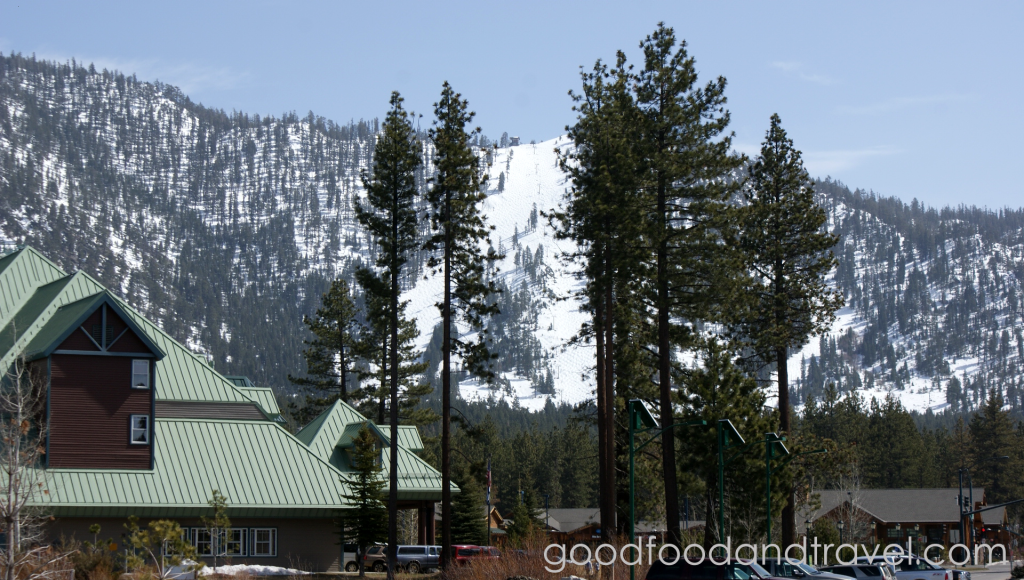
[633,23,744,546]
[554,54,645,541]
[424,82,501,566]
[354,91,424,580]
[730,114,843,545]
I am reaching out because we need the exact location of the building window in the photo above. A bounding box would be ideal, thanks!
[132,360,150,389]
[222,529,245,556]
[193,529,213,557]
[250,528,277,557]
[887,528,903,538]
[130,415,150,444]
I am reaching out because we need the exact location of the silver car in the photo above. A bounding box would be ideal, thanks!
[762,559,855,580]
[819,563,897,580]
[856,556,953,580]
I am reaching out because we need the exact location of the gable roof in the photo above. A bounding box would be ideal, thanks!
[23,292,165,360]
[806,488,1005,526]
[296,400,453,500]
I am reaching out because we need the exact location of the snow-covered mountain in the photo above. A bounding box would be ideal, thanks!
[2,53,1022,416]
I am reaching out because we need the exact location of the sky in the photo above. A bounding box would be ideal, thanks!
[2,1,1021,209]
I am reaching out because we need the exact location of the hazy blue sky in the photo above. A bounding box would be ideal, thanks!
[2,1,1021,209]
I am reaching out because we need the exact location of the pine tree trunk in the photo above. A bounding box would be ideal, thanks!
[339,337,347,402]
[658,183,681,546]
[778,344,795,547]
[387,221,400,580]
[440,193,453,568]
[602,246,617,540]
[595,287,609,544]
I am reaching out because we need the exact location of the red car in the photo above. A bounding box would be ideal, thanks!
[450,545,482,565]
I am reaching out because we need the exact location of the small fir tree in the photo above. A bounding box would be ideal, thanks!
[199,490,231,570]
[124,517,198,580]
[450,464,487,546]
[338,426,388,578]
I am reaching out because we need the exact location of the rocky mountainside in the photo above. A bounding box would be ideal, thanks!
[2,53,1023,416]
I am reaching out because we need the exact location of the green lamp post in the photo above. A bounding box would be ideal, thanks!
[717,419,747,550]
[628,399,706,580]
[764,439,827,542]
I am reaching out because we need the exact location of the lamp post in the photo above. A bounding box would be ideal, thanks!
[627,400,706,580]
[838,520,845,545]
[958,455,1008,563]
[870,521,876,547]
[805,519,814,565]
[717,419,747,552]
[764,435,826,543]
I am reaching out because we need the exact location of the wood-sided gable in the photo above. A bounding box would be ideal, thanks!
[26,292,165,360]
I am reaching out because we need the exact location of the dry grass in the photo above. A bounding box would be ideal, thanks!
[443,535,651,580]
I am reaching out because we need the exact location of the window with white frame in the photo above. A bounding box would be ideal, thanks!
[132,359,150,389]
[129,415,150,445]
[192,529,213,556]
[221,529,245,556]
[250,528,277,557]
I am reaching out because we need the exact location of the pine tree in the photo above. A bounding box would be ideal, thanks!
[450,464,487,546]
[199,490,231,571]
[677,339,774,549]
[969,392,1023,504]
[423,82,501,567]
[355,91,427,580]
[338,426,388,578]
[729,114,843,544]
[553,53,645,542]
[632,23,744,546]
[288,278,360,423]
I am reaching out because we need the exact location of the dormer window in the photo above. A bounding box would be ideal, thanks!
[132,360,150,389]
[130,415,150,444]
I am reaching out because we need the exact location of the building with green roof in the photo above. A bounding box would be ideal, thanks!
[0,247,449,572]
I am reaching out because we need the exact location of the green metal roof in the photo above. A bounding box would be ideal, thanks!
[0,271,106,373]
[296,400,454,500]
[38,418,353,518]
[0,247,68,331]
[397,425,424,452]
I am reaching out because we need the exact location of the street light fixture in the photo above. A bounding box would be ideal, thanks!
[837,520,845,544]
[870,521,877,547]
[959,455,1009,562]
[717,418,746,551]
[764,435,826,543]
[627,400,706,580]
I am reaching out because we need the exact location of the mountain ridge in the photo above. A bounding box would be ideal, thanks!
[2,53,1022,417]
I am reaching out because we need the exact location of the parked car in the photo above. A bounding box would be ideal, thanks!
[363,545,386,572]
[451,545,482,566]
[396,545,441,573]
[343,543,359,572]
[646,558,785,580]
[761,559,854,580]
[819,563,896,580]
[857,556,953,580]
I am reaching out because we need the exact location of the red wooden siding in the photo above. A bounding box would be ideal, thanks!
[49,354,152,469]
[56,327,99,351]
[108,328,150,353]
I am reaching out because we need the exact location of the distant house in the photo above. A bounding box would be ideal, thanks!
[803,488,1008,547]
[510,136,521,146]
[0,246,451,572]
[542,508,703,544]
